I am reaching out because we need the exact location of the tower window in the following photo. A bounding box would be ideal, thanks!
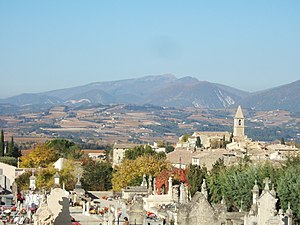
[239,119,241,125]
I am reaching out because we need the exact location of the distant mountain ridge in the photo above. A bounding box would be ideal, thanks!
[1,74,300,112]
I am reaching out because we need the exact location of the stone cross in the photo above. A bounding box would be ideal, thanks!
[263,177,271,191]
[153,178,157,195]
[85,201,90,215]
[201,179,208,199]
[168,177,173,196]
[148,175,152,188]
[141,174,147,187]
[179,183,186,204]
[82,202,86,214]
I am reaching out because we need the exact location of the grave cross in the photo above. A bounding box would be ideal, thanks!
[263,177,271,190]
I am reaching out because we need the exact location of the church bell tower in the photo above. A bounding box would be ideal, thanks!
[233,105,245,139]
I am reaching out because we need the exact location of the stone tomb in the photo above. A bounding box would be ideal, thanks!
[176,178,293,225]
[127,196,145,225]
[34,188,71,225]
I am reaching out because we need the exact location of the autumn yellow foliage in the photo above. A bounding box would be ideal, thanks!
[20,143,59,168]
[112,155,171,191]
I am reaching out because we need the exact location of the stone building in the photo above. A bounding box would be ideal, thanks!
[190,131,232,149]
[112,143,139,166]
[113,142,167,167]
[233,105,245,141]
[179,106,243,150]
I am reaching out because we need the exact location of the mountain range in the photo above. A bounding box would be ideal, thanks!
[1,74,300,112]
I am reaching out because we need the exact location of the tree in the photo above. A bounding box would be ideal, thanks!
[59,159,78,190]
[15,171,31,190]
[112,155,172,191]
[7,136,20,158]
[207,158,226,203]
[187,164,207,196]
[276,159,300,219]
[280,137,285,145]
[165,145,175,153]
[0,157,17,166]
[181,134,190,142]
[0,130,4,157]
[124,145,156,161]
[196,136,202,148]
[36,166,56,189]
[20,143,59,168]
[207,161,280,212]
[45,139,83,159]
[156,140,166,147]
[81,158,113,191]
[222,135,226,148]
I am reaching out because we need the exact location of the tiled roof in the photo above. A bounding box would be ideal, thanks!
[113,143,140,149]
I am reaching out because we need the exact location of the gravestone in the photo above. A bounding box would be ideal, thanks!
[33,202,54,225]
[11,181,18,202]
[47,188,72,225]
[127,196,145,225]
[73,176,85,204]
[30,170,36,190]
[0,168,6,191]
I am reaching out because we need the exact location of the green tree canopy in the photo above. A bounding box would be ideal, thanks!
[0,157,17,166]
[124,145,165,161]
[187,164,207,196]
[165,145,175,153]
[81,158,113,191]
[15,171,31,190]
[181,134,191,142]
[7,136,21,158]
[206,160,281,212]
[45,139,82,159]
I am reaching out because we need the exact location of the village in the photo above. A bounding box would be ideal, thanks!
[1,0,299,224]
[0,106,298,225]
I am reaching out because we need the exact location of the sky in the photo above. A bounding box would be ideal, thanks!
[0,0,299,98]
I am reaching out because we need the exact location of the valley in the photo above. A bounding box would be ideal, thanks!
[1,104,300,148]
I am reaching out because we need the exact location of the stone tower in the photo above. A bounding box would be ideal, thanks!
[233,105,245,139]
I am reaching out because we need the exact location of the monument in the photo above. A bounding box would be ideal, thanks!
[47,188,72,225]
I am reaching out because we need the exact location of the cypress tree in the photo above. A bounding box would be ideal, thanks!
[196,136,201,148]
[222,135,226,148]
[229,132,233,143]
[280,137,285,145]
[0,130,4,157]
[8,136,20,158]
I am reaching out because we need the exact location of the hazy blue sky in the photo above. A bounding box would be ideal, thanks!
[0,0,299,98]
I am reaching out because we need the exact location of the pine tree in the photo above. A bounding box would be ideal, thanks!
[0,130,4,157]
